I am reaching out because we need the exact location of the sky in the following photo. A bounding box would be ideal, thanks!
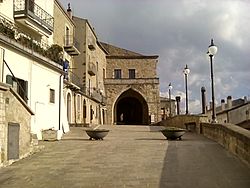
[59,0,250,114]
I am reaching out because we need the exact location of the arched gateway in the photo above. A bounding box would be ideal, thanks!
[114,89,149,125]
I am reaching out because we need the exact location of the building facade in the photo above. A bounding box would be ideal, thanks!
[73,16,107,126]
[206,96,250,129]
[102,43,160,125]
[0,0,74,164]
[160,97,176,120]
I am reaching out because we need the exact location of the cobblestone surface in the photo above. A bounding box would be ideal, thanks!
[0,125,249,188]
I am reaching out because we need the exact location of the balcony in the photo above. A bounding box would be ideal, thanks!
[64,35,80,56]
[104,78,159,85]
[64,70,82,90]
[14,0,54,35]
[88,62,96,76]
[91,88,102,103]
[0,15,63,68]
[83,87,103,103]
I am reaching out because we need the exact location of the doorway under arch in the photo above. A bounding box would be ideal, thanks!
[114,89,149,125]
[67,93,71,123]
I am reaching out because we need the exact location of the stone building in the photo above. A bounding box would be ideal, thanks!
[205,95,250,129]
[160,97,176,120]
[0,83,34,165]
[72,16,107,126]
[102,43,160,125]
[53,2,81,129]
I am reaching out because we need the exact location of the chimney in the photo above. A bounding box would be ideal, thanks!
[209,101,213,110]
[67,3,72,19]
[201,86,206,114]
[227,96,232,109]
[221,99,225,111]
[244,96,248,103]
[175,96,181,115]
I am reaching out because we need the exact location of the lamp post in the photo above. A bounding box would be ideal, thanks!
[207,39,218,123]
[168,83,173,117]
[183,64,190,114]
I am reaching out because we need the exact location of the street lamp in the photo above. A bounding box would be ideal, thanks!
[168,83,173,117]
[207,39,218,123]
[183,64,190,114]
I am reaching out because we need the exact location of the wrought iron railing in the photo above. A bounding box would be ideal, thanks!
[64,70,82,89]
[14,0,54,30]
[64,35,80,49]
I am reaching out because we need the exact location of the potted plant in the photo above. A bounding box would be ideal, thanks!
[85,129,109,140]
[42,128,58,141]
[160,127,186,140]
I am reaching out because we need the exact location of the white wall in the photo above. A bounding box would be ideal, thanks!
[0,1,14,22]
[1,47,68,139]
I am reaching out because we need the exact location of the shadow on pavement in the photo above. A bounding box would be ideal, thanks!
[159,132,250,188]
[135,138,167,141]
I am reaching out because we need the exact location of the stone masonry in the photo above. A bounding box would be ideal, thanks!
[102,43,160,125]
[0,83,33,165]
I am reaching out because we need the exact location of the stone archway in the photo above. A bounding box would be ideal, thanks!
[114,89,149,125]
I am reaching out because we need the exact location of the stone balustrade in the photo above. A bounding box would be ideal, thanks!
[201,123,250,166]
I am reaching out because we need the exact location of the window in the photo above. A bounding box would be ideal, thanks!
[77,95,81,111]
[6,75,28,103]
[114,69,122,79]
[65,26,70,45]
[129,69,136,79]
[49,89,55,103]
[103,68,106,79]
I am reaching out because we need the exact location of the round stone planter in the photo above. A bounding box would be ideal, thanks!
[160,127,186,140]
[85,129,109,140]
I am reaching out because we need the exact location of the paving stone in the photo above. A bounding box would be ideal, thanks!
[0,125,249,188]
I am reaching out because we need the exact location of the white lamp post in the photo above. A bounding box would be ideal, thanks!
[207,39,218,123]
[183,64,190,114]
[168,83,173,117]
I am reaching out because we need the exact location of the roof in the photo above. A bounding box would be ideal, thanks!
[216,99,249,115]
[100,42,159,59]
[160,97,175,102]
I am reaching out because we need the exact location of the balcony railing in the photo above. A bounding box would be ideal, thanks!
[91,88,102,103]
[88,62,96,76]
[104,78,159,85]
[81,87,105,104]
[14,0,54,34]
[64,70,82,89]
[64,35,80,56]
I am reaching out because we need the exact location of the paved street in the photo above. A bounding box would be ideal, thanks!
[0,125,249,188]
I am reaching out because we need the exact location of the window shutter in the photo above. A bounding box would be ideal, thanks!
[6,75,13,86]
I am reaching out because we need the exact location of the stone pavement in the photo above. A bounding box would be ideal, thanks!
[0,125,249,188]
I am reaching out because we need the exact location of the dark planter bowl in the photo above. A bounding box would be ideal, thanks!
[160,127,186,140]
[85,129,109,140]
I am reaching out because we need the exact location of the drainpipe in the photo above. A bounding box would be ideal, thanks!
[59,74,63,131]
[74,92,77,126]
[1,48,5,82]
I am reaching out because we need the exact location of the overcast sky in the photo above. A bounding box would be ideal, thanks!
[59,0,250,114]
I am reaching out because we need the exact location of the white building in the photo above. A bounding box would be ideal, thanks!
[0,0,69,140]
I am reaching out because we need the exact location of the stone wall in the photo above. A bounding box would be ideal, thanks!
[105,55,160,125]
[0,84,33,166]
[201,123,250,166]
[106,58,157,79]
[105,79,160,124]
[158,114,209,133]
